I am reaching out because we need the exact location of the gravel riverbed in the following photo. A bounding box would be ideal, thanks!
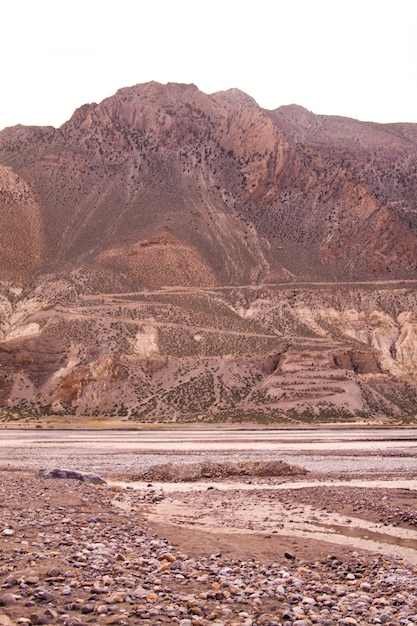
[2,470,417,626]
[2,429,417,625]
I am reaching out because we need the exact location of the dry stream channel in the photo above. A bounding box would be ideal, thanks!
[2,428,417,564]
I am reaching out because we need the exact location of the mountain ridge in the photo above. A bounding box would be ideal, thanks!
[1,82,417,423]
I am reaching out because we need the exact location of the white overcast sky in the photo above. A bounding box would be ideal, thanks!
[1,0,417,130]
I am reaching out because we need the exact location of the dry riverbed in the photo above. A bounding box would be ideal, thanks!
[2,429,417,625]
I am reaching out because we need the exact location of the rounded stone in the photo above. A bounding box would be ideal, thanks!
[0,593,17,606]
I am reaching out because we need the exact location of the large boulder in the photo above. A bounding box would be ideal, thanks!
[38,468,107,485]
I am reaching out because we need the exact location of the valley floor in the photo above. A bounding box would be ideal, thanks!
[2,429,417,625]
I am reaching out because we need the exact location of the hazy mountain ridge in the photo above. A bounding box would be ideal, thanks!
[1,82,417,422]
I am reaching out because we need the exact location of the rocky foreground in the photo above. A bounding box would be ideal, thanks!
[2,470,417,626]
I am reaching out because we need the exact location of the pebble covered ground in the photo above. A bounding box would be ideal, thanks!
[2,470,417,626]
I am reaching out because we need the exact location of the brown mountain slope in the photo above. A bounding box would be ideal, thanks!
[0,164,44,276]
[1,81,417,285]
[1,82,417,423]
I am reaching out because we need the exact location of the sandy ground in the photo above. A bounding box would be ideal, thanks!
[2,427,417,564]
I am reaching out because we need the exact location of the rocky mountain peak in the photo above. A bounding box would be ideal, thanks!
[1,82,417,423]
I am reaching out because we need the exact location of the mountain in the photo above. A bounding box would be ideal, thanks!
[1,81,417,423]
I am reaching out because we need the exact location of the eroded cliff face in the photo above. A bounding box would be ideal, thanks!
[269,301,417,384]
[0,280,416,422]
[1,82,417,422]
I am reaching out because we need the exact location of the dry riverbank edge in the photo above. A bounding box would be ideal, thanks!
[2,430,417,625]
[2,417,417,430]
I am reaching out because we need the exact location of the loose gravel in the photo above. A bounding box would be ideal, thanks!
[2,471,417,626]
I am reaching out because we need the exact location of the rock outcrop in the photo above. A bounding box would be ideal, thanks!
[38,468,107,484]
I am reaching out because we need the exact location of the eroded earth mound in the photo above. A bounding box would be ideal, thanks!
[133,460,307,482]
